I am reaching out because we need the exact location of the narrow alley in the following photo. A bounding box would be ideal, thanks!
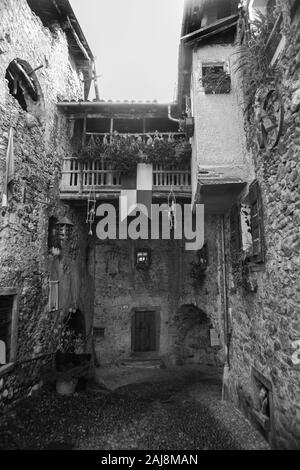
[1,366,268,450]
[0,0,299,453]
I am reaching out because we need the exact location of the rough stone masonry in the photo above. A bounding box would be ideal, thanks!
[224,8,300,450]
[0,0,92,407]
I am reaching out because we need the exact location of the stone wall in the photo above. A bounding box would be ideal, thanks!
[93,214,225,367]
[0,0,89,407]
[225,11,300,449]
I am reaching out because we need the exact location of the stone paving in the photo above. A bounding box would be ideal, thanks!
[0,366,269,450]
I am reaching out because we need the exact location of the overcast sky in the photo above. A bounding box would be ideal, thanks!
[71,0,184,102]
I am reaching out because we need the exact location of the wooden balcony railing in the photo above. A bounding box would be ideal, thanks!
[60,157,191,195]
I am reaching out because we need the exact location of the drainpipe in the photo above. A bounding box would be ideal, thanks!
[168,104,181,124]
[221,215,230,401]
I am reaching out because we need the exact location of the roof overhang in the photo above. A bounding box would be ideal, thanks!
[194,164,248,213]
[181,14,239,45]
[57,101,179,119]
[27,0,93,98]
[196,180,247,214]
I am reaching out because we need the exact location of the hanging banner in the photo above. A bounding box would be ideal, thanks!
[2,128,15,208]
[120,163,153,221]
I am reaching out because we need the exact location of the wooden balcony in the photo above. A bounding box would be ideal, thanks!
[60,131,191,200]
[60,157,191,200]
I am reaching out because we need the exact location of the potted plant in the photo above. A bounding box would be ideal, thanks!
[43,312,91,395]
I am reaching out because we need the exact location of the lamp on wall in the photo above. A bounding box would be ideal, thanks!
[55,216,74,243]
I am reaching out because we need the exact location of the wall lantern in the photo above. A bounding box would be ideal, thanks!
[55,216,74,243]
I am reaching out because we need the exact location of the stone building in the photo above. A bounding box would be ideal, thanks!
[0,0,93,405]
[0,0,299,452]
[0,0,225,409]
[57,100,223,368]
[178,0,299,449]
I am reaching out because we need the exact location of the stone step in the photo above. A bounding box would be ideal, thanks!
[120,358,163,369]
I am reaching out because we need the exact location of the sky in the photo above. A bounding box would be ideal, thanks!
[71,0,184,102]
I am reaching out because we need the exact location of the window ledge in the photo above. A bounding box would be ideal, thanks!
[0,362,15,377]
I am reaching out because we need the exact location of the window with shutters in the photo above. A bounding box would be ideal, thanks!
[230,180,265,268]
[0,290,18,368]
[249,180,265,263]
[230,204,242,282]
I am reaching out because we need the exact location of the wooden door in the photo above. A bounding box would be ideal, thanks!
[0,296,13,364]
[134,311,156,352]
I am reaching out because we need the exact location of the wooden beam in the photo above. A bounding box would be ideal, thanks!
[67,16,91,62]
[185,22,238,46]
[64,113,168,120]
[92,60,100,101]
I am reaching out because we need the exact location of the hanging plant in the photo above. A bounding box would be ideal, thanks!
[74,135,192,173]
[174,140,192,167]
[202,68,231,94]
[145,139,176,166]
[105,136,142,173]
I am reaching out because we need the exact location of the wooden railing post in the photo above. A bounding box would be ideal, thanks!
[79,161,83,195]
[61,158,69,191]
[107,163,113,186]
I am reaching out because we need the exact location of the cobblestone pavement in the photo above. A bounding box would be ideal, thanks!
[0,366,269,450]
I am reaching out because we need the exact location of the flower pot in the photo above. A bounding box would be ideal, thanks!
[56,378,78,396]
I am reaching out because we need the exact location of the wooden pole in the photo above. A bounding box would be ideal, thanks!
[93,60,100,101]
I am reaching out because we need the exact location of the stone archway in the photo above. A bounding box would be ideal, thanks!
[66,308,86,338]
[174,304,220,366]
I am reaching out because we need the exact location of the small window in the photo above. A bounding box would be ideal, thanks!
[252,367,273,437]
[202,63,231,94]
[94,327,105,338]
[0,292,18,366]
[135,249,151,270]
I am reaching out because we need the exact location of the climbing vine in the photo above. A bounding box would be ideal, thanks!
[235,10,280,112]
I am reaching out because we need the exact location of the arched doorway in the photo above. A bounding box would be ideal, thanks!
[174,304,220,366]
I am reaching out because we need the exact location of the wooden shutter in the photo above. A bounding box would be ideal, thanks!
[249,180,265,263]
[0,296,13,363]
[230,204,242,256]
